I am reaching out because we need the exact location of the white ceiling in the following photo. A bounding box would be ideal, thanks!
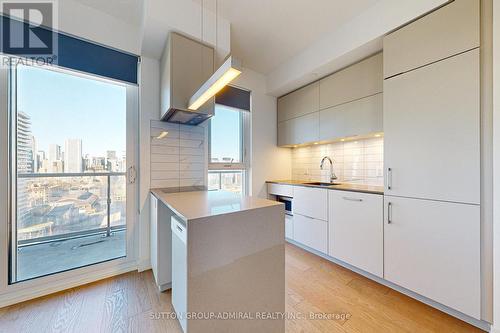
[70,0,442,95]
[218,0,380,74]
[80,0,381,76]
[74,0,143,27]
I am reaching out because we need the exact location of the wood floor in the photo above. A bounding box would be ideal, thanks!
[0,243,484,333]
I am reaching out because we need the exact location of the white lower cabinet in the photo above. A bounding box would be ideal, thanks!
[285,214,294,240]
[384,196,481,319]
[293,213,328,254]
[293,186,328,221]
[171,216,187,332]
[328,191,383,277]
[150,194,173,291]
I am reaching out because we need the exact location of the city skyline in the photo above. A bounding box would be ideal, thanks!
[20,111,126,174]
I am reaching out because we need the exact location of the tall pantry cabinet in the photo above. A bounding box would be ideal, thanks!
[382,0,481,320]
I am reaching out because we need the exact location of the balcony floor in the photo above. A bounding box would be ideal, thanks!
[16,230,126,281]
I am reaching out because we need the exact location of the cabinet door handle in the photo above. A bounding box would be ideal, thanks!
[387,202,392,224]
[300,214,316,220]
[387,168,392,190]
[342,197,363,202]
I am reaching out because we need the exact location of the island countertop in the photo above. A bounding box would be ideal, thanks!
[150,189,283,221]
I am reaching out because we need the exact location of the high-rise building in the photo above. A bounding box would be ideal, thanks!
[17,111,34,223]
[17,112,34,174]
[37,150,45,170]
[64,139,83,173]
[48,144,61,163]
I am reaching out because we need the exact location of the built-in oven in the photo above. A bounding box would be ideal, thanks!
[276,196,293,216]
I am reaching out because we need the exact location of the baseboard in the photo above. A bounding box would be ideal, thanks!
[0,261,138,308]
[159,282,172,292]
[286,239,492,332]
[137,259,152,272]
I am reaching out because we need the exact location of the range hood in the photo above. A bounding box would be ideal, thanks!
[160,32,216,126]
[162,108,213,126]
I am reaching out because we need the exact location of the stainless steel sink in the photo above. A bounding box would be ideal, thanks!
[303,182,342,187]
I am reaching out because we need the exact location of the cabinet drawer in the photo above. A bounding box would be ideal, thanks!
[328,191,383,277]
[285,215,294,240]
[293,213,327,254]
[384,196,480,319]
[383,0,479,78]
[293,186,327,221]
[267,183,293,197]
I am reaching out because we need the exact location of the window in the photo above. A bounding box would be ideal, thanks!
[208,104,250,195]
[9,63,131,283]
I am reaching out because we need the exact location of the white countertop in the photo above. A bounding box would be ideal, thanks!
[151,189,282,221]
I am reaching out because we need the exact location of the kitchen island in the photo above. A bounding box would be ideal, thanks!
[150,189,285,333]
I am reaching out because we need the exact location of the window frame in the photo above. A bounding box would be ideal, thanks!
[3,57,139,287]
[208,104,250,171]
[208,95,251,195]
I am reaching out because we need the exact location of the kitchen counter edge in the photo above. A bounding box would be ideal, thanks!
[266,180,384,195]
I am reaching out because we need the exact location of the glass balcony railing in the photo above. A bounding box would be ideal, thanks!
[208,170,243,194]
[16,172,126,247]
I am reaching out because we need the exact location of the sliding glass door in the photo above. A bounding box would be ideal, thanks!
[9,62,137,283]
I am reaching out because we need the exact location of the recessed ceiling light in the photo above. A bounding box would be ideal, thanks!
[375,134,381,137]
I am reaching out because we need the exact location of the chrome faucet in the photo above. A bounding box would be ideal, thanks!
[320,156,337,183]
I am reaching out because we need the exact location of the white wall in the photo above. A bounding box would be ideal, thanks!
[58,0,141,54]
[0,0,142,55]
[266,0,448,96]
[138,56,160,271]
[232,68,292,198]
[492,0,500,331]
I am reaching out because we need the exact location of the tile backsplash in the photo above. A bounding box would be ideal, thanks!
[291,137,384,186]
[150,120,207,189]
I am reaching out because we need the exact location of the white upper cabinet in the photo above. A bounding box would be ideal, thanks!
[320,93,382,141]
[277,120,293,147]
[383,0,479,78]
[328,191,383,277]
[277,53,383,147]
[384,49,480,204]
[319,53,383,110]
[277,112,320,147]
[277,82,319,122]
[291,112,320,145]
[384,196,480,319]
